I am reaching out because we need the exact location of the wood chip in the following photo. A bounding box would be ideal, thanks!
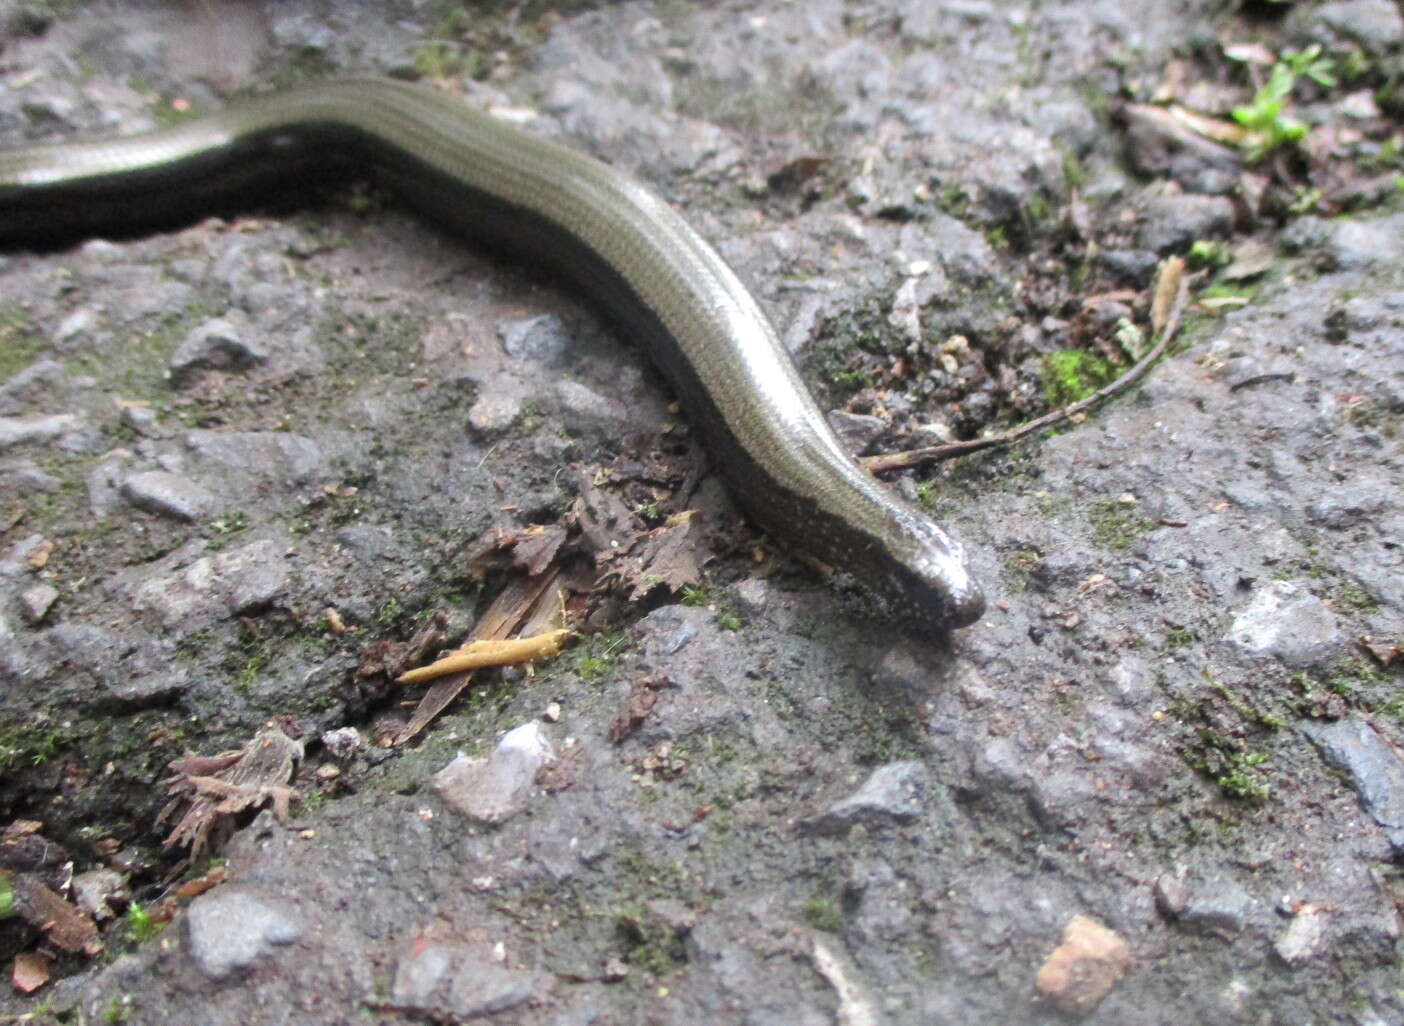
[1151,255,1185,337]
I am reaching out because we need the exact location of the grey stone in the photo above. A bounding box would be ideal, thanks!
[1096,248,1159,284]
[552,380,625,433]
[0,360,64,410]
[55,307,96,341]
[184,430,326,486]
[1328,213,1404,271]
[1181,875,1255,939]
[467,392,522,435]
[499,313,572,366]
[129,538,290,630]
[86,449,133,517]
[120,470,215,522]
[320,726,368,759]
[1153,872,1187,920]
[728,577,770,618]
[1224,581,1344,667]
[1139,192,1234,254]
[184,888,302,981]
[433,721,554,825]
[168,314,266,384]
[826,409,885,455]
[806,761,929,834]
[1313,0,1404,52]
[71,868,130,921]
[1274,906,1329,968]
[1302,717,1404,854]
[0,414,78,450]
[1,533,46,578]
[0,460,61,493]
[1306,477,1391,528]
[392,942,545,1019]
[1279,215,1332,253]
[18,582,58,624]
[119,403,160,436]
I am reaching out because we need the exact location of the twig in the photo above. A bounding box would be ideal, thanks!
[862,258,1192,474]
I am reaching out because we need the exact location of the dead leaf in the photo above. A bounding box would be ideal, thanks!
[158,719,304,855]
[1358,636,1401,667]
[615,513,704,601]
[611,677,667,743]
[11,950,50,993]
[536,744,586,793]
[174,865,230,899]
[572,472,646,556]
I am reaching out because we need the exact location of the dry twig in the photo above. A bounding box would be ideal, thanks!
[862,257,1191,474]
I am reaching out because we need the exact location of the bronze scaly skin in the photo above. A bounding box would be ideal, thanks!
[0,79,985,630]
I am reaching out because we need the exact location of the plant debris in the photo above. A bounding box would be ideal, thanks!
[610,676,669,743]
[396,628,571,683]
[157,718,305,855]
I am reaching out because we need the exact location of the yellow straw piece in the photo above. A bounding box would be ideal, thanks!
[395,629,571,684]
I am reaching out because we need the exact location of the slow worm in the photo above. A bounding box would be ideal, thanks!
[0,79,984,628]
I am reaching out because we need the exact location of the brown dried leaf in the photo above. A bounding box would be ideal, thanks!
[1358,636,1401,667]
[159,719,304,856]
[611,677,666,743]
[26,539,54,570]
[572,472,646,557]
[12,950,50,993]
[536,744,586,793]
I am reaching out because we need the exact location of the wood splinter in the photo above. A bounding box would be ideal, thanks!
[395,628,572,684]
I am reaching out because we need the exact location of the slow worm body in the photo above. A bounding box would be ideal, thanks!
[0,79,984,629]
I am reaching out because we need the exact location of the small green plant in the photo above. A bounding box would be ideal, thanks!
[1333,584,1378,614]
[1280,44,1336,88]
[376,597,404,626]
[102,994,135,1024]
[802,896,843,932]
[1000,549,1043,592]
[1164,625,1198,649]
[614,902,685,975]
[1216,750,1272,802]
[1042,349,1115,407]
[1188,239,1231,269]
[1232,45,1333,161]
[574,631,629,680]
[1288,185,1323,215]
[125,902,166,942]
[1087,498,1153,552]
[206,510,248,551]
[680,585,709,607]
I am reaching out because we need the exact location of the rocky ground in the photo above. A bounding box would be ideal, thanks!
[1,0,1403,1023]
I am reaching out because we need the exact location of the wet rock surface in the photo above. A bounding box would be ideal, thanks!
[0,2,1401,1025]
